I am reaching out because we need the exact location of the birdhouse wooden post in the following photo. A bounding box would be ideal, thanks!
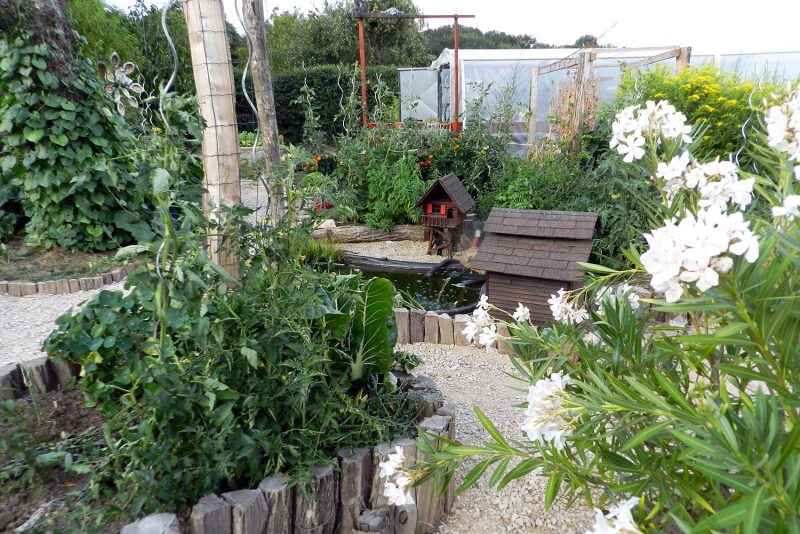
[415,174,475,258]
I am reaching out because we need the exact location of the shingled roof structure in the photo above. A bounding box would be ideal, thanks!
[415,173,475,214]
[473,208,597,282]
[473,208,598,323]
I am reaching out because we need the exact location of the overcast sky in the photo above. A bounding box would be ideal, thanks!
[107,0,800,55]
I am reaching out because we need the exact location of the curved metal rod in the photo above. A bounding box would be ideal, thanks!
[234,0,262,159]
[159,0,179,130]
[735,77,763,169]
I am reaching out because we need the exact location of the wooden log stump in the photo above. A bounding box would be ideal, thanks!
[294,465,337,534]
[337,447,372,534]
[437,314,454,345]
[21,357,55,394]
[50,358,80,390]
[222,489,268,534]
[356,507,391,533]
[0,281,7,294]
[68,279,80,293]
[0,363,24,399]
[18,281,37,296]
[259,473,293,534]
[191,493,232,534]
[391,438,418,534]
[409,310,425,344]
[497,324,511,355]
[370,442,395,510]
[453,314,470,346]
[435,404,458,513]
[56,279,70,294]
[423,312,440,344]
[415,415,452,534]
[394,308,410,345]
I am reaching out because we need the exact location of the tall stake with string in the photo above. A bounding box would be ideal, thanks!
[183,0,241,278]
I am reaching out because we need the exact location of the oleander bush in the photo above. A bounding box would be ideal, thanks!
[412,89,800,532]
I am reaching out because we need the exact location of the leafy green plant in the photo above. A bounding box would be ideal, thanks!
[0,33,146,251]
[238,130,257,147]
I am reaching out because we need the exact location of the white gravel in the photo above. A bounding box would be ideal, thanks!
[339,240,442,264]
[0,283,124,366]
[401,343,595,533]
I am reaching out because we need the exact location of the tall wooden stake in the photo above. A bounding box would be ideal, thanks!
[183,0,240,278]
[242,0,284,223]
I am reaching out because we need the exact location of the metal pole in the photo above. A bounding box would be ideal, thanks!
[452,15,460,132]
[358,16,368,127]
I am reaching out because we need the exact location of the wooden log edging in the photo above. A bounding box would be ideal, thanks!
[0,355,84,399]
[393,307,510,353]
[0,265,133,297]
[126,374,456,534]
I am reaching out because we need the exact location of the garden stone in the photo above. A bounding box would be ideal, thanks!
[21,356,55,394]
[259,473,293,534]
[190,494,231,534]
[222,489,268,534]
[407,389,443,420]
[410,374,437,391]
[120,513,180,534]
[409,309,425,343]
[294,465,337,534]
[438,314,454,345]
[394,308,410,345]
[389,369,414,389]
[0,363,24,399]
[453,314,470,346]
[337,447,372,534]
[424,311,440,344]
[356,507,390,533]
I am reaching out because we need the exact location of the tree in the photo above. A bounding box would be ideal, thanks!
[573,34,599,48]
[422,25,549,57]
[68,0,143,66]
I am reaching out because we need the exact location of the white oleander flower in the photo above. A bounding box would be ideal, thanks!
[594,284,640,314]
[379,447,415,506]
[513,303,531,323]
[582,332,602,346]
[766,88,800,162]
[521,371,572,450]
[656,152,691,182]
[586,497,643,534]
[478,323,498,352]
[548,289,588,324]
[773,195,800,222]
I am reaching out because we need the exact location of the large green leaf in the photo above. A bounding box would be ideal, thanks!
[348,277,394,382]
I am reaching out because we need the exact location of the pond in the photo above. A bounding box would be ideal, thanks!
[330,255,483,313]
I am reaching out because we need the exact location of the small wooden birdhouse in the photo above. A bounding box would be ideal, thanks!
[473,208,598,324]
[415,173,475,258]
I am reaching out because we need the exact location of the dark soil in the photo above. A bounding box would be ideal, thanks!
[0,240,133,283]
[0,389,108,533]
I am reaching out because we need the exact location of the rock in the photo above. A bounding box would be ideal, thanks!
[410,374,437,391]
[356,507,391,533]
[190,494,231,534]
[120,513,180,534]
[316,218,336,229]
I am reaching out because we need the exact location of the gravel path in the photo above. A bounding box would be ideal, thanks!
[339,240,442,263]
[402,343,595,533]
[0,283,124,366]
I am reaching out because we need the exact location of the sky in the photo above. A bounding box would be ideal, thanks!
[107,0,800,56]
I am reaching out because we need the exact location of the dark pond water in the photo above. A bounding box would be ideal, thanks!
[329,263,482,312]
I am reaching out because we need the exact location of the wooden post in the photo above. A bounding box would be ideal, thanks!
[526,67,539,155]
[358,16,368,127]
[241,0,284,224]
[451,15,460,131]
[570,51,592,152]
[183,0,241,278]
[676,46,691,72]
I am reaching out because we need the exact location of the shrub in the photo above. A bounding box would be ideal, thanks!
[617,64,783,169]
[413,91,800,532]
[0,34,144,250]
[45,193,416,510]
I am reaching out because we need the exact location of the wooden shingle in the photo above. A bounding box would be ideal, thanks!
[416,173,475,214]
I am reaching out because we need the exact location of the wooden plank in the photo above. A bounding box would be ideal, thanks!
[415,415,452,533]
[191,493,232,534]
[222,489,268,534]
[394,308,410,345]
[259,473,293,534]
[423,312,440,344]
[570,51,592,151]
[21,357,55,394]
[452,314,470,346]
[437,314,454,345]
[621,47,681,71]
[337,447,372,534]
[50,358,80,390]
[0,363,24,400]
[391,438,418,534]
[538,56,580,76]
[410,309,425,344]
[435,405,458,513]
[526,67,539,154]
[294,465,337,534]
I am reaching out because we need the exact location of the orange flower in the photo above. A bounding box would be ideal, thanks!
[314,156,321,163]
[427,154,433,160]
[453,145,461,151]
[310,165,317,172]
